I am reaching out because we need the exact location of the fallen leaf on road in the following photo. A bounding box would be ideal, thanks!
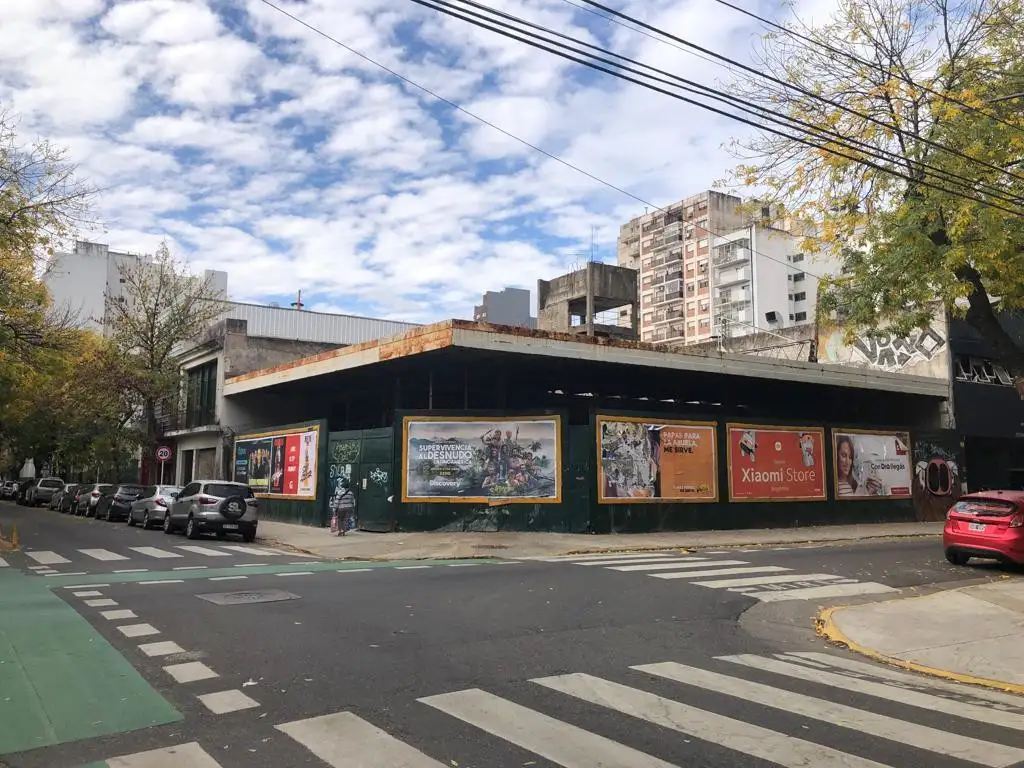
[242,679,258,687]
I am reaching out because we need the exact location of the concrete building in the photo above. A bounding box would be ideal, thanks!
[42,240,228,336]
[617,190,746,344]
[473,287,536,328]
[711,222,841,340]
[537,263,638,339]
[158,303,420,485]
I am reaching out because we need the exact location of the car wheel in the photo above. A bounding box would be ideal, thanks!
[143,512,151,530]
[243,532,256,543]
[163,514,174,534]
[185,516,199,540]
[945,549,970,566]
[127,513,136,526]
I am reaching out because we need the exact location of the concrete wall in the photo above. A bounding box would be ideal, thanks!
[817,308,949,380]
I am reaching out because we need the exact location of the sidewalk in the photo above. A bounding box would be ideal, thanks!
[819,578,1024,694]
[256,520,943,560]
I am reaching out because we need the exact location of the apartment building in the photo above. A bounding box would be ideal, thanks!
[473,287,536,328]
[617,190,746,344]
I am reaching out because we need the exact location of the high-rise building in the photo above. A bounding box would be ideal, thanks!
[616,190,746,344]
[473,287,536,328]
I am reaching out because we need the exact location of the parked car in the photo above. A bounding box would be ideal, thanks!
[96,484,146,522]
[78,484,115,517]
[944,490,1024,566]
[58,484,83,514]
[48,487,64,510]
[16,479,35,505]
[128,485,182,529]
[1,480,19,500]
[164,480,258,541]
[26,478,64,507]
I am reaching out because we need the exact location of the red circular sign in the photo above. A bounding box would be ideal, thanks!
[156,446,172,462]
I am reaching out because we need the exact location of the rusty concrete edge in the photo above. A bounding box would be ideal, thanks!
[816,602,1024,696]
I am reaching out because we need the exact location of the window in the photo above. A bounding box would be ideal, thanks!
[687,323,696,335]
[205,483,254,499]
[698,238,708,249]
[788,293,794,301]
[699,318,711,329]
[180,482,201,498]
[792,272,806,283]
[792,253,805,263]
[789,314,795,321]
[686,243,695,253]
[794,311,807,321]
[184,360,218,428]
[793,292,806,302]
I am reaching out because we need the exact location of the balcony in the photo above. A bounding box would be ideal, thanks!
[157,402,220,436]
[712,245,751,267]
[651,290,685,305]
[715,267,750,287]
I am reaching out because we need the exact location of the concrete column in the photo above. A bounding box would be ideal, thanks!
[585,263,595,337]
[428,370,434,410]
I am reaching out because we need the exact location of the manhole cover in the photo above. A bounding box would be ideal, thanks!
[197,589,301,606]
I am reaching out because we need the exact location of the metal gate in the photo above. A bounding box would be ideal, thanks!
[327,428,395,532]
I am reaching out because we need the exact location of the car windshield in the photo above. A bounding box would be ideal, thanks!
[40,480,63,488]
[953,498,1017,516]
[98,485,115,493]
[158,486,182,497]
[118,485,144,494]
[205,483,254,499]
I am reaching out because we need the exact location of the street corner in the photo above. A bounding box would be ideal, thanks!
[816,580,1024,697]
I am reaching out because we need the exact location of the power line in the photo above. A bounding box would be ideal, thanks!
[430,0,1022,211]
[414,0,1024,215]
[572,0,1024,187]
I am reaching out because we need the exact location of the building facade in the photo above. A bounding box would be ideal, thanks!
[473,287,536,328]
[43,240,228,336]
[617,190,746,344]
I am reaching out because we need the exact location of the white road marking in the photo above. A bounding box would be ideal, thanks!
[140,579,184,585]
[175,546,231,557]
[277,711,448,767]
[198,689,260,714]
[651,566,791,580]
[636,661,1024,768]
[220,545,280,556]
[129,546,183,559]
[395,565,431,570]
[233,563,264,567]
[420,688,676,768]
[612,559,747,572]
[118,623,160,638]
[104,741,222,767]
[164,661,218,683]
[701,550,731,554]
[783,652,1024,708]
[28,565,49,570]
[338,568,373,574]
[288,560,313,565]
[73,590,104,597]
[747,582,896,602]
[580,557,708,567]
[533,673,890,768]
[446,563,479,567]
[78,548,129,561]
[26,551,70,565]
[209,575,248,581]
[65,583,109,589]
[721,655,1024,731]
[0,557,7,568]
[48,571,87,576]
[548,552,676,562]
[114,569,149,574]
[277,571,313,577]
[173,566,207,571]
[84,598,118,607]
[693,573,846,588]
[138,640,185,657]
[101,609,137,621]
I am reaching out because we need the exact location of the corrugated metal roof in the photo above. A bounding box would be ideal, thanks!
[223,302,420,345]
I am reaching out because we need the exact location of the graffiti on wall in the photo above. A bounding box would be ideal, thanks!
[818,310,949,379]
[911,436,964,522]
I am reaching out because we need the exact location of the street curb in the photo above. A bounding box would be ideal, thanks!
[815,603,1024,696]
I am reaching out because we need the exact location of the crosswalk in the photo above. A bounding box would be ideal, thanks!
[84,651,1024,767]
[18,543,298,572]
[531,551,897,602]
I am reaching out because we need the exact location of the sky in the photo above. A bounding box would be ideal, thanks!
[1,0,838,323]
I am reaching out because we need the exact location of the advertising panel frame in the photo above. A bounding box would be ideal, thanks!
[726,423,827,503]
[401,414,563,504]
[233,423,321,502]
[595,414,719,504]
[831,427,913,501]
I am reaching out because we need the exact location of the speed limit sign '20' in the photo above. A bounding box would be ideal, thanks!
[156,446,172,463]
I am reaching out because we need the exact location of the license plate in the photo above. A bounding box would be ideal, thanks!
[223,524,238,530]
[968,522,986,532]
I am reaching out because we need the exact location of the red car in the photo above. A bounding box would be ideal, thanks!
[944,490,1024,566]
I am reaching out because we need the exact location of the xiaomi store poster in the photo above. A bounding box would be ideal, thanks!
[833,430,912,499]
[598,417,717,502]
[728,425,826,501]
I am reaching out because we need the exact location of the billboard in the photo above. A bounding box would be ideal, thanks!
[832,429,912,499]
[727,424,826,502]
[597,416,718,503]
[234,425,319,500]
[402,416,561,503]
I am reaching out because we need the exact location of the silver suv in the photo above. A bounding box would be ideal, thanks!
[164,480,258,542]
[27,478,64,506]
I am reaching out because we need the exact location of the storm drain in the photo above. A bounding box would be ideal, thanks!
[197,589,301,606]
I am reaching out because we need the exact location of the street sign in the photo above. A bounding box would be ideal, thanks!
[156,446,172,463]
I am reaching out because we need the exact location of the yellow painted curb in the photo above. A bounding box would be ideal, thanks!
[816,604,1024,696]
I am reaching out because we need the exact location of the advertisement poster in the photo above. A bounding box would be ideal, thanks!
[233,426,319,499]
[833,429,912,499]
[597,416,717,503]
[727,425,826,502]
[402,416,561,503]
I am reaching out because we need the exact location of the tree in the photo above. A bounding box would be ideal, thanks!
[725,0,1024,390]
[104,242,225,478]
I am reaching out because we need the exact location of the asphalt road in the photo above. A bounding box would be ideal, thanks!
[2,501,1023,768]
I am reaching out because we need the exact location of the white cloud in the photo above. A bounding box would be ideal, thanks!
[2,0,780,324]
